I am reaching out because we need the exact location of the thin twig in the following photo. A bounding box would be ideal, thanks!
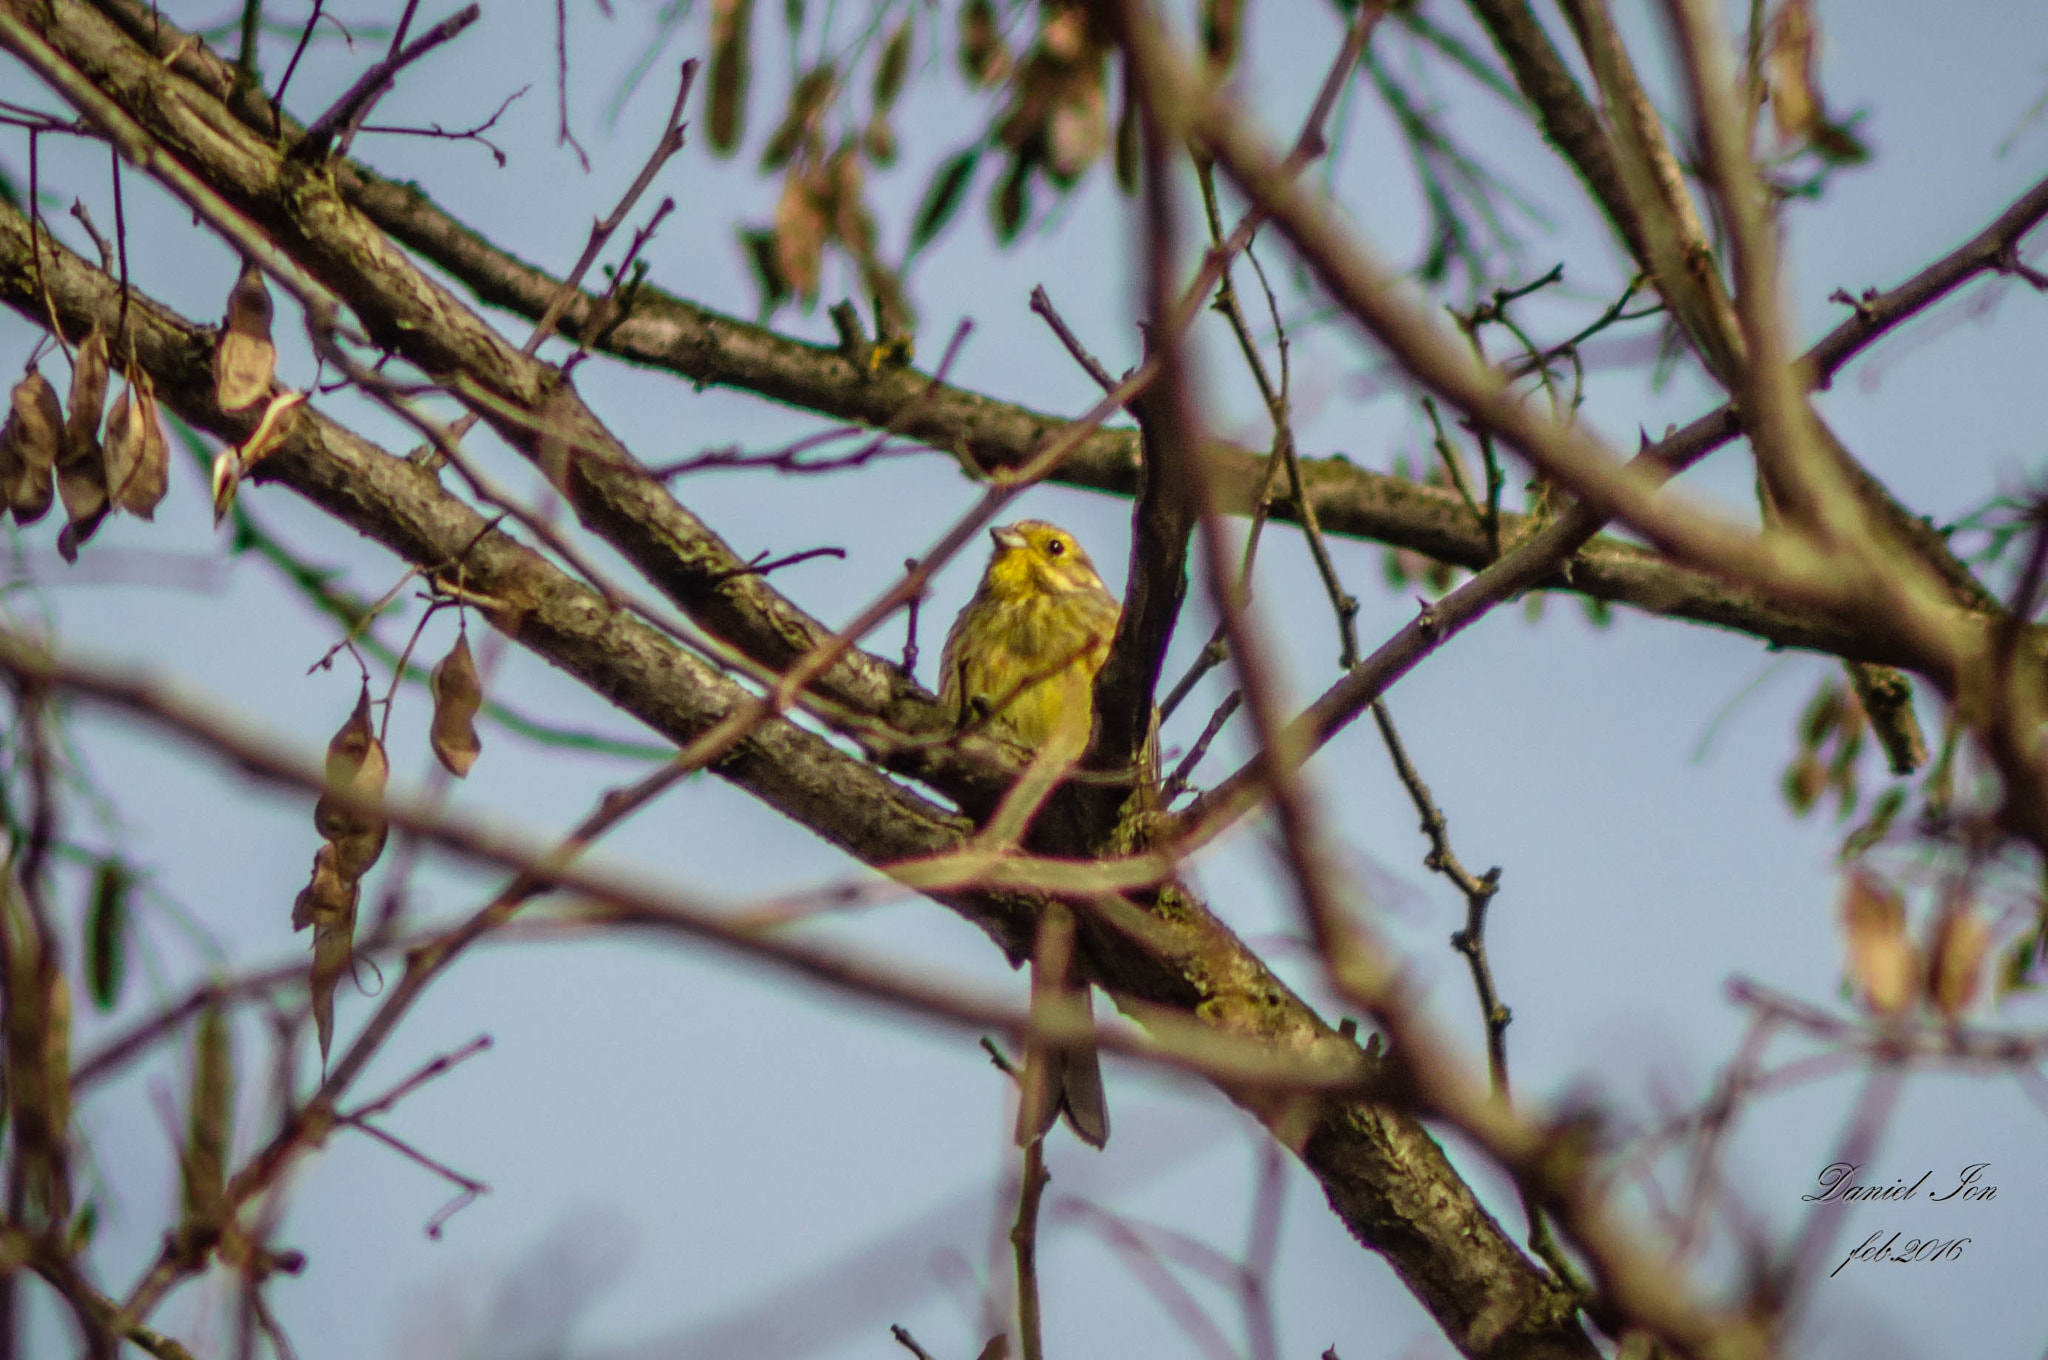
[1011,1139,1048,1360]
[295,3,480,159]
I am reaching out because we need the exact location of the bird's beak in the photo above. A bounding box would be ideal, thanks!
[990,525,1028,552]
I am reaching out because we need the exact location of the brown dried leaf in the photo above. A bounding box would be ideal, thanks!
[829,146,875,257]
[180,1003,234,1218]
[1927,906,1990,1020]
[215,258,276,412]
[774,170,830,305]
[1047,77,1107,185]
[1765,0,1821,143]
[1040,6,1090,63]
[1840,871,1916,1015]
[958,0,1009,86]
[429,630,485,777]
[761,64,837,172]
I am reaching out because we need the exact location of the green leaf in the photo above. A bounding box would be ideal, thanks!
[1811,115,1872,166]
[991,154,1031,245]
[872,21,912,114]
[909,147,981,256]
[708,0,757,156]
[85,858,129,1012]
[1839,784,1906,861]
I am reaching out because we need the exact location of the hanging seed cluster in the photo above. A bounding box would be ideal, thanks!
[429,630,484,777]
[293,687,390,1061]
[2,322,169,561]
[291,631,483,1061]
[207,259,304,524]
[2,253,282,555]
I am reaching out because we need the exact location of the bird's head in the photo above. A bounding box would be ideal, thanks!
[982,520,1107,600]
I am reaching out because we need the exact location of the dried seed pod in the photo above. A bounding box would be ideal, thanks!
[313,687,390,877]
[292,842,357,932]
[105,373,169,518]
[309,908,355,1064]
[214,257,276,412]
[57,328,111,533]
[180,1003,234,1218]
[329,818,389,882]
[101,386,137,506]
[429,630,484,777]
[3,370,61,523]
[62,327,109,470]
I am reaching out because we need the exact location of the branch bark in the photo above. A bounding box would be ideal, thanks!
[0,198,1596,1360]
[70,0,2010,667]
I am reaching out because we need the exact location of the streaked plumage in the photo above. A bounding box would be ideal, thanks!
[938,519,1120,764]
[937,519,1120,1149]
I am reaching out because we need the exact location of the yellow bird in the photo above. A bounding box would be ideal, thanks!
[938,519,1121,762]
[939,519,1121,1148]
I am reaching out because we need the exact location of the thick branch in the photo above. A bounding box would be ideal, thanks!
[0,200,1592,1360]
[74,0,2027,668]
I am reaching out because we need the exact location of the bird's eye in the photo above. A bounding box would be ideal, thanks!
[1046,538,1065,556]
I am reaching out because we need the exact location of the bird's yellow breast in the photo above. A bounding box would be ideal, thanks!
[944,584,1119,760]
